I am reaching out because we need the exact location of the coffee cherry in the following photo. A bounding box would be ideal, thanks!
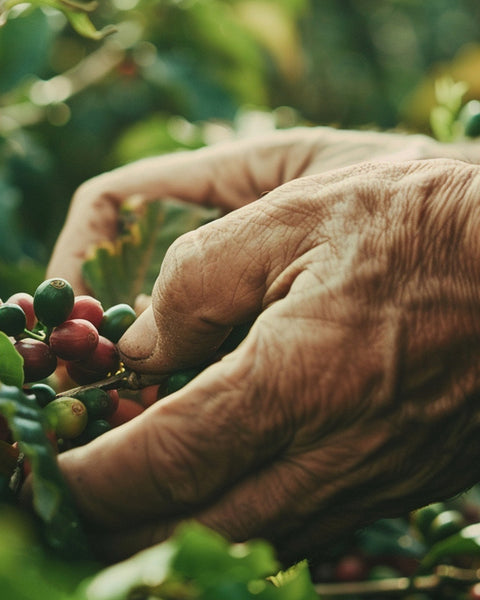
[28,382,56,407]
[107,389,120,413]
[33,278,75,327]
[14,338,57,383]
[99,303,136,343]
[73,387,116,420]
[0,304,27,337]
[6,293,36,330]
[66,336,120,384]
[44,397,88,439]
[334,555,368,582]
[49,319,99,361]
[108,397,144,427]
[74,419,112,445]
[69,295,104,329]
[459,100,480,138]
[166,367,202,394]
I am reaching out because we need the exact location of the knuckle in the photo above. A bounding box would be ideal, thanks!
[156,229,208,311]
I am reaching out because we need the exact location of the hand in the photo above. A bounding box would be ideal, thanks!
[56,157,480,564]
[46,126,479,294]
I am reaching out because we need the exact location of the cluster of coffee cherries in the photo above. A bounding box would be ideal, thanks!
[0,278,136,385]
[311,499,480,599]
[0,278,143,448]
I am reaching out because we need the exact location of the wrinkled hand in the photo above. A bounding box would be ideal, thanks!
[47,126,479,294]
[55,151,480,564]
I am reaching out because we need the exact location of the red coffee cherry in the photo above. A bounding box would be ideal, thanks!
[49,319,99,361]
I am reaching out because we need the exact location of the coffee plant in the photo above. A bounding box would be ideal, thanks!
[3,2,480,599]
[2,204,480,600]
[0,277,129,450]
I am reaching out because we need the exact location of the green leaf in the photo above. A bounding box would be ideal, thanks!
[0,8,53,95]
[0,504,97,599]
[81,524,314,600]
[81,538,179,600]
[357,518,425,558]
[430,76,469,142]
[82,198,219,308]
[172,523,279,586]
[269,561,318,600]
[0,384,90,559]
[418,522,480,573]
[0,331,24,388]
[113,114,205,165]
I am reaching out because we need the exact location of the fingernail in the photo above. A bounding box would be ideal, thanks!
[118,306,157,360]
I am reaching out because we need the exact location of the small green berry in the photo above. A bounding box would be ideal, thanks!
[0,304,26,337]
[44,397,88,439]
[75,419,112,445]
[99,303,136,343]
[73,387,116,420]
[33,278,75,327]
[166,367,202,394]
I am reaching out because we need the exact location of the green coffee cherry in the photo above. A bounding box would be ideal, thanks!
[75,419,112,445]
[33,278,75,327]
[459,100,480,138]
[99,303,136,343]
[166,367,202,394]
[73,388,116,420]
[44,397,88,439]
[0,304,26,337]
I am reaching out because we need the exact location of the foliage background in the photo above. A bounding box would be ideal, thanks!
[1,0,480,298]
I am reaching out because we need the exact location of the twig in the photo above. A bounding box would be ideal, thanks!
[314,565,480,597]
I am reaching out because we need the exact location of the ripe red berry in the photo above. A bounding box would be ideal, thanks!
[66,335,120,384]
[6,292,36,330]
[334,555,368,582]
[49,319,99,361]
[68,295,104,329]
[108,397,144,427]
[107,389,120,413]
[15,338,57,383]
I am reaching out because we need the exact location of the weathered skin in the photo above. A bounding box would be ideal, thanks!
[45,127,480,562]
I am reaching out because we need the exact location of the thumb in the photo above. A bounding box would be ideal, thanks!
[57,325,292,531]
[118,179,321,373]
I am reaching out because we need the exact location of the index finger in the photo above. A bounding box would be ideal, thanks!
[46,128,322,293]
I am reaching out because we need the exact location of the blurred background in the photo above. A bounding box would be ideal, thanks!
[1,0,480,298]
